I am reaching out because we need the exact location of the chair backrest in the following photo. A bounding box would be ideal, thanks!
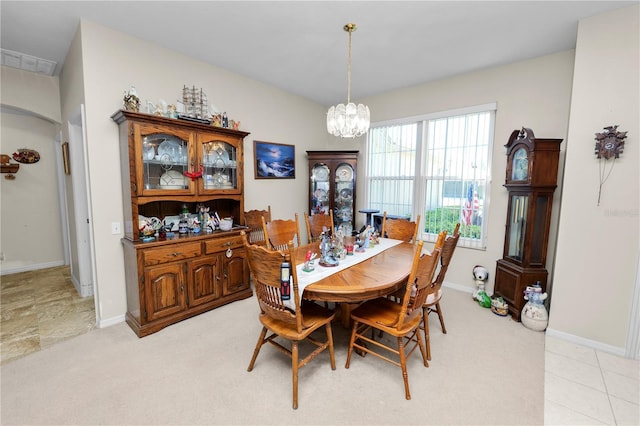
[431,223,461,291]
[304,210,334,243]
[262,213,301,251]
[381,211,421,244]
[396,231,446,329]
[242,232,303,332]
[244,206,272,246]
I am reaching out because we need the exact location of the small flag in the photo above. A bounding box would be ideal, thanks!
[461,184,478,226]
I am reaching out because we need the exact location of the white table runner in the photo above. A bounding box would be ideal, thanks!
[284,238,404,310]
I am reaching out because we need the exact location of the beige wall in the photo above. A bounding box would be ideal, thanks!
[549,5,639,351]
[1,66,64,273]
[0,66,61,124]
[58,24,87,296]
[360,51,575,294]
[0,112,64,270]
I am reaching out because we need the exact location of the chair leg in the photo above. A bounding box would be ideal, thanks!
[292,341,299,410]
[345,320,359,368]
[326,323,336,370]
[424,311,431,361]
[416,327,429,367]
[435,302,447,334]
[397,337,411,400]
[247,326,268,371]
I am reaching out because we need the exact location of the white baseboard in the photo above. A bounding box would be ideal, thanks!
[546,327,627,357]
[98,314,126,329]
[0,260,65,275]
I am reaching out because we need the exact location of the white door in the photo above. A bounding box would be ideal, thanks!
[66,106,98,313]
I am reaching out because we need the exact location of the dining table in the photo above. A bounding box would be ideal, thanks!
[290,238,418,327]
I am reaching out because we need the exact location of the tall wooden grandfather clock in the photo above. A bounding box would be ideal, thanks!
[494,127,562,321]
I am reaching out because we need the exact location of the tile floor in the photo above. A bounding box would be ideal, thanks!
[545,335,640,425]
[0,266,96,365]
[1,267,638,425]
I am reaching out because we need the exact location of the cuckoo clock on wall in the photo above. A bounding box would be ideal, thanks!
[494,127,562,321]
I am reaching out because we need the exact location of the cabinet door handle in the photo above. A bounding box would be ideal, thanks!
[216,275,221,281]
[180,285,184,292]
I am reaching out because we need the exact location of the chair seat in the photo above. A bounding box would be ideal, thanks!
[260,303,335,341]
[351,298,422,336]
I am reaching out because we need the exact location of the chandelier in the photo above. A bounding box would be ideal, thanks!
[327,23,370,138]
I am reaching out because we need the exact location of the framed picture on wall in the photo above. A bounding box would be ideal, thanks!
[253,140,295,179]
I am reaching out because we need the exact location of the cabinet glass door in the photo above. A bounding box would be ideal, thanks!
[141,133,190,192]
[507,194,528,260]
[201,140,237,190]
[334,163,355,236]
[310,163,330,215]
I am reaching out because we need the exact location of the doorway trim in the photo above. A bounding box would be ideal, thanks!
[67,105,100,325]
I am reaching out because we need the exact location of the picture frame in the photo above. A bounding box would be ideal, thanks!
[253,140,295,179]
[62,142,70,175]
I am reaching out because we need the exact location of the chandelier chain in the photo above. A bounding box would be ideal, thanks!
[347,25,352,104]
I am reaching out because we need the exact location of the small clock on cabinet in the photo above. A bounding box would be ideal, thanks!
[494,128,562,321]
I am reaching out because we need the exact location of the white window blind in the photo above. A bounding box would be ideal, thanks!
[367,123,417,218]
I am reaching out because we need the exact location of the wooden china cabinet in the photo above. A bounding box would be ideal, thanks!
[306,151,358,236]
[494,128,562,321]
[112,110,251,337]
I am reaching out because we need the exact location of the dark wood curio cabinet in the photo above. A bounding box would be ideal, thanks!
[306,151,358,236]
[112,110,252,337]
[494,128,562,321]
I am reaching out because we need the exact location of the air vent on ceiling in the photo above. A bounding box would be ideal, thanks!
[1,48,57,76]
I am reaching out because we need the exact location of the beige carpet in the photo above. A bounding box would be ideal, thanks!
[0,287,545,425]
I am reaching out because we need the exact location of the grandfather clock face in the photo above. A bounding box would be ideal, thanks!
[511,147,529,181]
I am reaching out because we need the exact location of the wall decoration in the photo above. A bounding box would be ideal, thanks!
[254,140,295,179]
[594,125,627,205]
[62,142,70,175]
[1,154,20,179]
[12,148,40,164]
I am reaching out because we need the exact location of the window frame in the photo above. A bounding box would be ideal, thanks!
[364,103,496,249]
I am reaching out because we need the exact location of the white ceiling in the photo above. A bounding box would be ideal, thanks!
[1,1,636,106]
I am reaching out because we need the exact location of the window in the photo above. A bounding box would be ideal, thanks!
[365,104,495,249]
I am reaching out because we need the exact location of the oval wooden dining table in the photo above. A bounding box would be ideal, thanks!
[292,241,417,327]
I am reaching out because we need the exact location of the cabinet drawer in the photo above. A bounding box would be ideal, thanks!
[204,236,244,254]
[143,242,202,266]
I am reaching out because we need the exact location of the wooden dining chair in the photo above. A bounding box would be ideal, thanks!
[345,232,445,400]
[380,212,421,244]
[304,210,334,243]
[421,223,461,360]
[261,213,301,251]
[242,232,336,410]
[244,206,272,246]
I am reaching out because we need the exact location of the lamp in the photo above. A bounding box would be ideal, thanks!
[327,23,370,138]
